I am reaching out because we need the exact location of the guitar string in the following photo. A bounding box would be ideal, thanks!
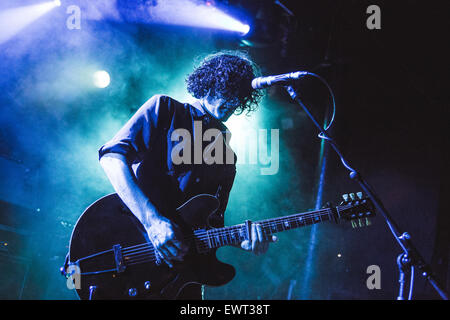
[123,215,334,265]
[121,207,344,257]
[120,203,362,260]
[121,209,333,257]
[121,207,338,254]
[122,204,367,266]
[124,251,156,260]
[121,210,336,262]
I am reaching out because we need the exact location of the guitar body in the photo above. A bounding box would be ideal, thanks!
[68,193,235,300]
[67,191,374,299]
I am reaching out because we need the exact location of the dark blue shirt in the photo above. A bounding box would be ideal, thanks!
[99,95,236,227]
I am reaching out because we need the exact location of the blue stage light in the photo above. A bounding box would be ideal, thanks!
[0,0,61,44]
[241,24,250,36]
[116,0,250,35]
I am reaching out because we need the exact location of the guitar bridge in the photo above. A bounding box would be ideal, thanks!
[113,244,126,273]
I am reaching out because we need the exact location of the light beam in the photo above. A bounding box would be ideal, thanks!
[139,0,250,35]
[0,1,60,45]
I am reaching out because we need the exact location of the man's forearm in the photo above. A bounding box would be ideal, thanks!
[99,153,161,229]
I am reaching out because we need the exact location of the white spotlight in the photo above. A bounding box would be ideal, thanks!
[93,70,111,88]
[241,24,250,36]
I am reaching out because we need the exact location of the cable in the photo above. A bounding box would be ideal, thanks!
[303,72,337,132]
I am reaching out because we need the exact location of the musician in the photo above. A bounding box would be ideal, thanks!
[98,51,276,299]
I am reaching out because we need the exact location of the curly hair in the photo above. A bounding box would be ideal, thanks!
[186,50,263,115]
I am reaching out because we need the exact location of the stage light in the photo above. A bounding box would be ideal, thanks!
[241,24,250,36]
[93,70,111,88]
[0,0,61,44]
[116,0,250,35]
[54,0,61,7]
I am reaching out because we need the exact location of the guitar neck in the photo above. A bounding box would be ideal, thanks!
[194,207,334,250]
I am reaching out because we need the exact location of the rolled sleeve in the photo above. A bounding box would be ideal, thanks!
[98,95,171,163]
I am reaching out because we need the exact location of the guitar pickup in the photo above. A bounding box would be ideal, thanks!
[113,244,126,273]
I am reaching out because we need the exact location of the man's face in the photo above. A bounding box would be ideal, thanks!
[202,95,239,122]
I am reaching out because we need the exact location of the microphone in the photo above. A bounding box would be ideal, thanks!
[251,71,309,89]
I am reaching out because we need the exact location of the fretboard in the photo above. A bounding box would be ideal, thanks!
[194,208,333,252]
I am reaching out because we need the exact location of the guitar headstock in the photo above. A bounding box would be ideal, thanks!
[335,192,375,228]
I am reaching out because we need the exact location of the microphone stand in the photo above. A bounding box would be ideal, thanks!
[397,252,414,300]
[284,85,449,300]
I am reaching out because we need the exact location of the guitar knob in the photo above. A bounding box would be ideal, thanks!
[356,192,363,199]
[342,194,349,202]
[128,288,138,297]
[349,193,356,201]
[144,281,151,290]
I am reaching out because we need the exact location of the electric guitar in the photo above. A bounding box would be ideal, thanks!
[63,192,375,299]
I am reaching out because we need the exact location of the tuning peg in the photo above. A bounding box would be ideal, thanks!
[356,192,363,199]
[365,217,372,226]
[342,194,349,202]
[351,220,357,228]
[349,193,356,201]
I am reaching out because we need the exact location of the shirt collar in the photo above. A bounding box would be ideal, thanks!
[189,100,230,133]
[190,100,208,118]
